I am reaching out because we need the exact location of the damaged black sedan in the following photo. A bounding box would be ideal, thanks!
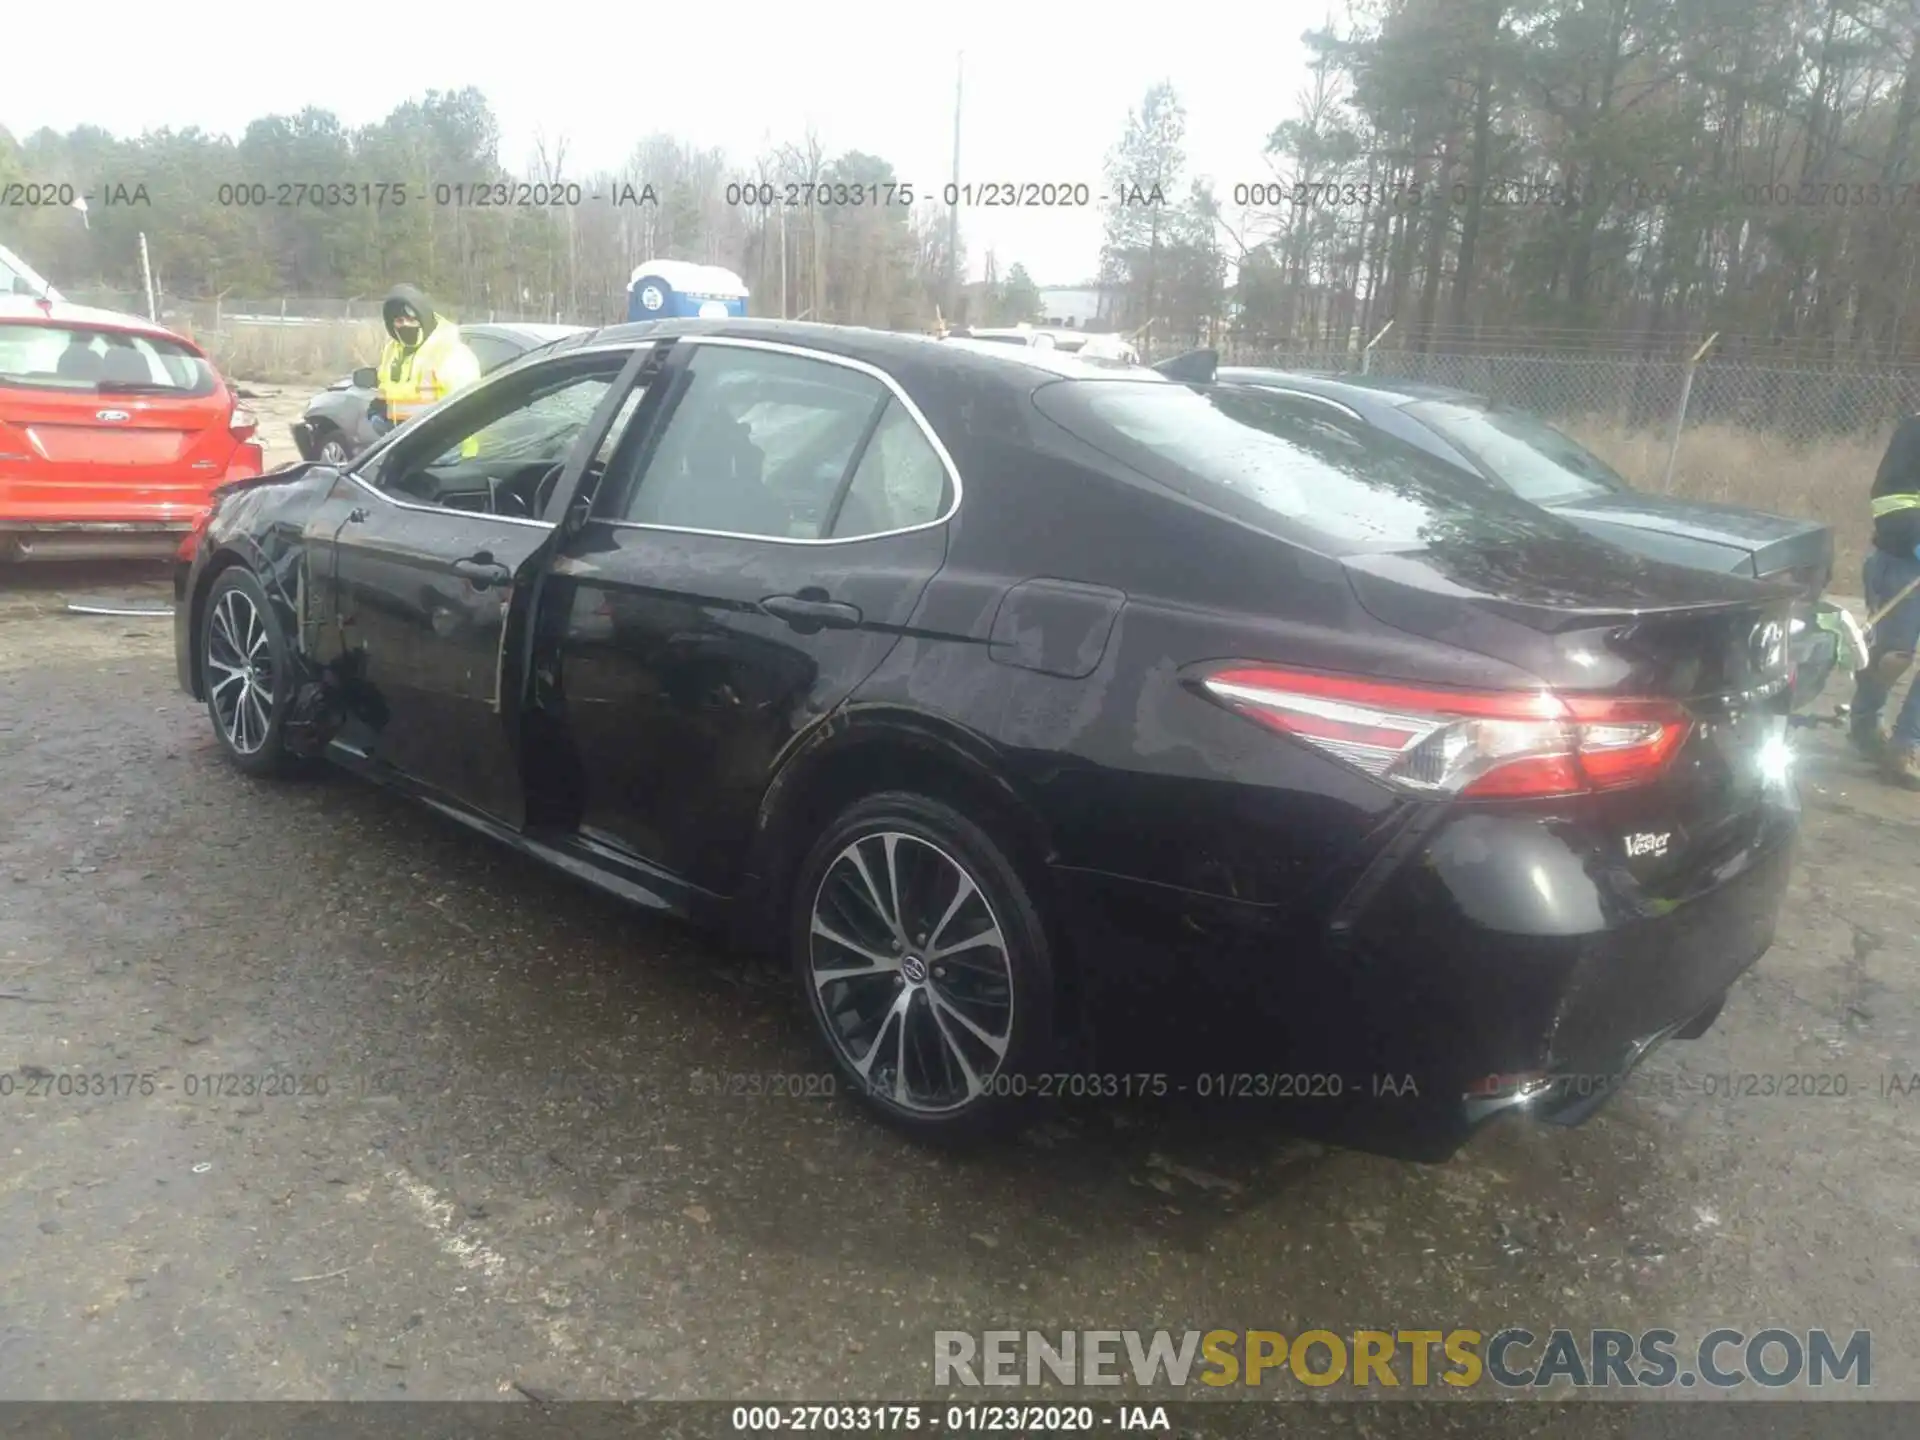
[173,319,1801,1153]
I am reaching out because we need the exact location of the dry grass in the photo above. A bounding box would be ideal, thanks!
[1563,418,1889,593]
[186,318,386,385]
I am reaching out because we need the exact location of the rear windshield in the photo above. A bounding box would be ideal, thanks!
[1031,379,1575,552]
[0,322,218,396]
[1405,400,1630,503]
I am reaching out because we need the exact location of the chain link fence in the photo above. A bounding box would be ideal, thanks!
[57,290,571,384]
[42,290,1918,585]
[1224,339,1920,588]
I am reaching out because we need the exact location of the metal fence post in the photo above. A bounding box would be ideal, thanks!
[1662,332,1719,492]
[1362,318,1395,376]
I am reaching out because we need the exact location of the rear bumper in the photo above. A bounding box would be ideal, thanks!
[0,520,192,562]
[1051,791,1798,1158]
[291,422,319,462]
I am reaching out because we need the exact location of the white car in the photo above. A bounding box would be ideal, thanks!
[0,243,62,301]
[952,324,1140,366]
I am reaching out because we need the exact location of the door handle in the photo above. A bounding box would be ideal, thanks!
[761,593,863,632]
[451,555,512,589]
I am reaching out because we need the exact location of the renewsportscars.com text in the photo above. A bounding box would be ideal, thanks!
[933,1328,1870,1390]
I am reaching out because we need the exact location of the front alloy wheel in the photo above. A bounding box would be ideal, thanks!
[201,568,301,777]
[795,792,1054,1136]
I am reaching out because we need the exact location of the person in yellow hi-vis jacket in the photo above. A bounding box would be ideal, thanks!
[1852,411,1920,787]
[375,285,482,455]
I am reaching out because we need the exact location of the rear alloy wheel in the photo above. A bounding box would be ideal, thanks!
[316,432,351,466]
[792,791,1054,1139]
[201,568,300,777]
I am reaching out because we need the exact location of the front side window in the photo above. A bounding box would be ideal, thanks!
[425,372,618,469]
[376,356,638,516]
[0,322,217,395]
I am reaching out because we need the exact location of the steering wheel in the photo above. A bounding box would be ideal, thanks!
[486,474,531,518]
[531,460,570,518]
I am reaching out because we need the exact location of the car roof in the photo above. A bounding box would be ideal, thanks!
[585,316,1169,386]
[1216,366,1489,410]
[0,295,199,349]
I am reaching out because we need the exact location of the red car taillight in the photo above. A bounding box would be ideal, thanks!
[178,506,214,562]
[229,400,258,440]
[1196,666,1690,799]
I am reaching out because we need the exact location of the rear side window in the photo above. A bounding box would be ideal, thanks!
[616,345,890,539]
[1031,380,1572,552]
[465,334,520,375]
[829,399,950,537]
[0,322,218,396]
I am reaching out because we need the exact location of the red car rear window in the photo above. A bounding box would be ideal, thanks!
[0,322,218,397]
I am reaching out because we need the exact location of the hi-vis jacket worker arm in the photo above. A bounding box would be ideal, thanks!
[1871,414,1920,559]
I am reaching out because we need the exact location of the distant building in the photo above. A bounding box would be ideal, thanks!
[1036,285,1108,329]
[952,280,1123,333]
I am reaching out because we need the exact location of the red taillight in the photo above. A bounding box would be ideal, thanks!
[229,400,258,440]
[177,507,213,562]
[1197,666,1690,799]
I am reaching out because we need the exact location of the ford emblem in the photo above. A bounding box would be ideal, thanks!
[1750,619,1786,674]
[96,409,131,422]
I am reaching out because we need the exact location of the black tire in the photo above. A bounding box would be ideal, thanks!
[790,790,1056,1141]
[200,567,302,778]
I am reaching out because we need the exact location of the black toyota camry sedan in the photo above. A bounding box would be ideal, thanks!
[172,318,1801,1153]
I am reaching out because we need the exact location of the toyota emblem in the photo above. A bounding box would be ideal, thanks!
[96,409,131,422]
[1750,619,1786,674]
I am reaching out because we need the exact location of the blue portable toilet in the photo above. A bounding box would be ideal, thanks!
[626,260,749,322]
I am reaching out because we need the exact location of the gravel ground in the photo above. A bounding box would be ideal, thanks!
[1,554,1917,1405]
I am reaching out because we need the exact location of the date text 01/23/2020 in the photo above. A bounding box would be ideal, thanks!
[720,182,1172,208]
[208,180,661,209]
[730,1405,1170,1433]
[690,1070,1416,1102]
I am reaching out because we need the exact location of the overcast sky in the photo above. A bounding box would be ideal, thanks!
[2,1,1325,288]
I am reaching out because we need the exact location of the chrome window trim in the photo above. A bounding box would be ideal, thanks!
[597,334,963,547]
[342,340,653,531]
[344,471,557,529]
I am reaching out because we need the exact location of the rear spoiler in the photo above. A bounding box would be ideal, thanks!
[1152,347,1218,384]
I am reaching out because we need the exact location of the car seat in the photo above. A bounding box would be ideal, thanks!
[98,346,152,388]
[635,400,772,534]
[56,340,102,382]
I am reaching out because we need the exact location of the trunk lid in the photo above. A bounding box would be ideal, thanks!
[0,318,243,519]
[1549,492,1833,590]
[1340,537,1793,702]
[0,390,242,517]
[1343,537,1795,881]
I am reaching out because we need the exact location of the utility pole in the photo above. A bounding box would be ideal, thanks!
[946,51,963,321]
[780,203,789,320]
